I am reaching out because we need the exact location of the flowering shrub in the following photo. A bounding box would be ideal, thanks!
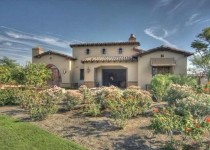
[79,85,94,104]
[175,94,210,118]
[164,84,194,105]
[83,102,101,117]
[64,90,83,110]
[203,82,210,94]
[95,86,122,110]
[19,86,63,120]
[0,88,21,106]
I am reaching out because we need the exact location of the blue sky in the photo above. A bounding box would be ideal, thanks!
[0,0,210,64]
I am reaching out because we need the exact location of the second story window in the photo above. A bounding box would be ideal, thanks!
[119,48,123,54]
[86,49,90,55]
[102,48,106,54]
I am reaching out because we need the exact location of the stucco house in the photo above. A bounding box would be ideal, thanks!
[32,34,193,89]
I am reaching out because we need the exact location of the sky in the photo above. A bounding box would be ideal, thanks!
[0,0,210,65]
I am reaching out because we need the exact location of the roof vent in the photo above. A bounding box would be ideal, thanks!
[129,34,136,42]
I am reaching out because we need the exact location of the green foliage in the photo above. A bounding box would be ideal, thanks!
[19,86,63,120]
[150,74,171,101]
[95,86,152,129]
[0,88,21,106]
[0,66,12,84]
[0,56,18,68]
[169,75,197,87]
[151,85,210,148]
[176,94,210,118]
[190,27,210,81]
[64,90,83,110]
[164,84,194,105]
[24,63,51,87]
[83,102,101,117]
[0,115,86,150]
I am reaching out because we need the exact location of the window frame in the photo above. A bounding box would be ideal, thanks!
[102,48,106,54]
[86,49,90,55]
[80,69,84,80]
[118,48,123,54]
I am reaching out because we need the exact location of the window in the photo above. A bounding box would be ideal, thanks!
[80,69,84,80]
[119,48,122,54]
[86,49,90,55]
[161,54,164,57]
[152,66,172,76]
[102,48,106,54]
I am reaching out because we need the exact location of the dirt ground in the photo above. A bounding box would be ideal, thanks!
[0,105,171,150]
[3,105,209,150]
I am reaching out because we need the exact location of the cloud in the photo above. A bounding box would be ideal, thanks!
[152,0,172,12]
[144,27,178,48]
[0,26,82,64]
[185,13,210,26]
[168,0,184,14]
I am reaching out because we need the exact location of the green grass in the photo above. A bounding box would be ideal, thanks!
[0,115,86,150]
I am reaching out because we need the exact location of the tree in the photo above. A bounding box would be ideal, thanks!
[190,27,210,81]
[24,63,51,87]
[0,56,18,68]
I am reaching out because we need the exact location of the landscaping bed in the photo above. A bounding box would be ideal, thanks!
[0,105,167,150]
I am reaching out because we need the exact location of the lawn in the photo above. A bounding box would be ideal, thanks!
[0,115,86,150]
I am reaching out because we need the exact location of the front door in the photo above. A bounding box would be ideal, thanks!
[102,69,126,88]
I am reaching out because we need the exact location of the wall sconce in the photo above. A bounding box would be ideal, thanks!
[63,69,66,74]
[87,67,90,73]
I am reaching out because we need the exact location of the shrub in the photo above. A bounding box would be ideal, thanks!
[79,85,94,104]
[150,74,171,101]
[0,88,21,106]
[64,90,83,110]
[19,86,63,120]
[175,94,210,118]
[122,88,152,116]
[95,86,122,110]
[169,75,197,87]
[83,102,101,117]
[164,84,194,105]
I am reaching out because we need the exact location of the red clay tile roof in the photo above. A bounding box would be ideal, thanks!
[81,56,138,63]
[70,41,140,47]
[34,51,77,60]
[137,45,193,57]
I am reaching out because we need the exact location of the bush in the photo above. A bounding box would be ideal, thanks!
[169,75,197,87]
[164,84,194,105]
[79,85,94,104]
[64,90,83,110]
[150,74,171,101]
[95,86,152,129]
[95,86,122,110]
[122,87,152,116]
[175,94,210,118]
[83,102,101,117]
[0,88,21,106]
[19,86,63,120]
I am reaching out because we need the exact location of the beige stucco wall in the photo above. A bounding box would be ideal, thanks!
[138,51,188,89]
[33,54,73,87]
[72,44,139,86]
[82,62,138,87]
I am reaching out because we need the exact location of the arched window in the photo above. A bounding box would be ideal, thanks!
[86,49,90,55]
[119,48,123,54]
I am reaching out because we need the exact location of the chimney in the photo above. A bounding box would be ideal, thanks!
[128,34,136,42]
[32,47,44,57]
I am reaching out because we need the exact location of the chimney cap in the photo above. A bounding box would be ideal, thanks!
[129,34,136,42]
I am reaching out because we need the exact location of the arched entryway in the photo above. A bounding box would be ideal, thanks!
[46,64,62,86]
